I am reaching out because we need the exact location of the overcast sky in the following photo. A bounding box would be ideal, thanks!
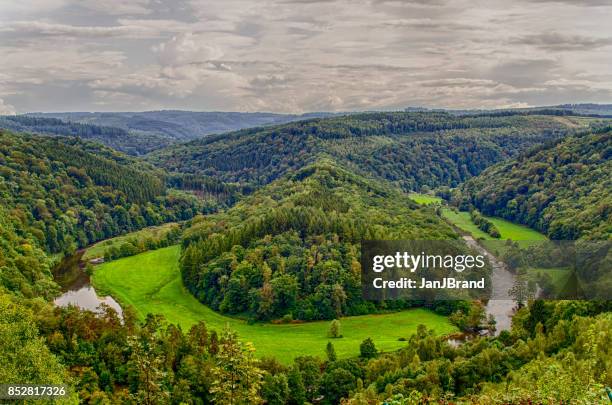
[1,0,611,114]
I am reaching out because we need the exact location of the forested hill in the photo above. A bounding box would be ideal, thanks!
[0,115,168,155]
[0,130,206,298]
[180,161,464,322]
[3,111,338,154]
[456,128,612,240]
[149,112,586,191]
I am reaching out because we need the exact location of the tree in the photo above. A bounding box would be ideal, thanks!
[127,333,168,405]
[188,321,208,355]
[509,269,536,308]
[261,373,289,405]
[211,329,263,404]
[287,366,306,405]
[359,338,378,359]
[209,330,219,355]
[328,319,342,338]
[326,342,337,362]
[0,294,70,386]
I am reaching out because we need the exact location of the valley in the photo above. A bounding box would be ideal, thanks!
[1,110,610,404]
[91,245,456,363]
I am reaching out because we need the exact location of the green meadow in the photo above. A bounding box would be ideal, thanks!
[408,193,443,205]
[528,267,571,290]
[84,222,180,261]
[92,245,457,363]
[441,208,547,245]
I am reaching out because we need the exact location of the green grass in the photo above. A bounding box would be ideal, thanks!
[528,267,571,290]
[442,209,547,244]
[92,245,457,363]
[409,193,442,205]
[84,223,180,260]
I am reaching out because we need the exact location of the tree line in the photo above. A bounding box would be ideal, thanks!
[456,128,612,240]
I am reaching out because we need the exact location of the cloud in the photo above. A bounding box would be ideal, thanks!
[0,98,16,115]
[74,0,153,15]
[0,21,162,39]
[522,0,611,6]
[153,33,225,66]
[511,32,612,51]
[0,0,611,113]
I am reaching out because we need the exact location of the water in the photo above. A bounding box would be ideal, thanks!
[463,235,516,334]
[53,251,123,319]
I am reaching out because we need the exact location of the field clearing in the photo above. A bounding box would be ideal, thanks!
[84,223,180,260]
[441,209,547,245]
[92,245,457,363]
[408,193,443,205]
[528,267,571,290]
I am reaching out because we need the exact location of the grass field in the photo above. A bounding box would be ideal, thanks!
[528,267,571,291]
[84,223,180,260]
[441,209,547,244]
[92,245,457,363]
[408,193,443,205]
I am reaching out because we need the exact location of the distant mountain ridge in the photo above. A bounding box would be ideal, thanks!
[148,111,587,191]
[405,103,612,117]
[0,110,337,155]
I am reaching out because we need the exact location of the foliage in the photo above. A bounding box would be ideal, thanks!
[180,162,463,321]
[470,209,501,238]
[0,114,166,155]
[211,328,264,404]
[458,129,612,240]
[0,130,207,297]
[326,342,337,362]
[92,245,457,363]
[150,112,578,190]
[329,319,342,338]
[0,293,71,389]
[344,302,612,404]
[359,338,378,359]
[10,111,337,154]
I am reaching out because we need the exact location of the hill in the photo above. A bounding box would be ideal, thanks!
[0,130,206,297]
[149,111,587,191]
[0,115,168,155]
[5,111,338,154]
[179,161,472,322]
[456,128,611,240]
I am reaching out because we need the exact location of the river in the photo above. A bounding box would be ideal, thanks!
[53,251,123,319]
[463,235,516,334]
[52,236,515,334]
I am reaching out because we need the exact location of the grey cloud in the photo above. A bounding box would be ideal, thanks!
[511,32,612,51]
[522,0,612,6]
[0,21,162,38]
[487,59,559,88]
[0,0,611,113]
[0,98,16,115]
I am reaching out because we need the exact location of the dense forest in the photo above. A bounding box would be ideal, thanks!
[0,110,611,404]
[3,111,338,155]
[0,130,209,298]
[180,162,472,322]
[6,287,609,403]
[149,112,582,191]
[456,128,612,240]
[0,115,170,155]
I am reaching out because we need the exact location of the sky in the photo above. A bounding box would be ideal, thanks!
[0,0,611,114]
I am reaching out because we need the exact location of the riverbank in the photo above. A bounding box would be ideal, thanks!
[92,245,457,363]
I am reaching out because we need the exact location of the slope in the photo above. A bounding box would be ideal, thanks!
[457,128,612,240]
[12,111,339,154]
[179,160,467,323]
[0,130,205,297]
[149,111,587,191]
